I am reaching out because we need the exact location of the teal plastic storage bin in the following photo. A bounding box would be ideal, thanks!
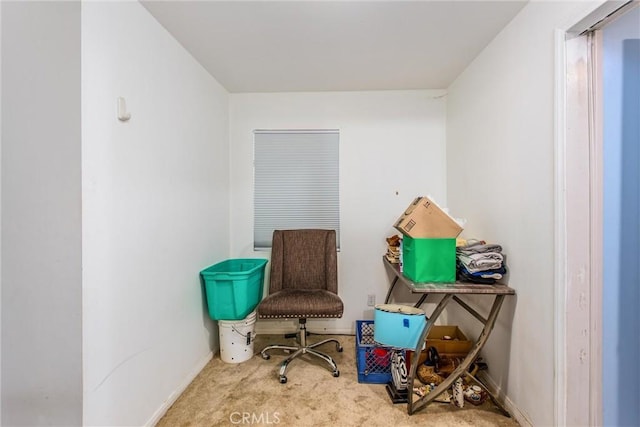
[200,258,268,321]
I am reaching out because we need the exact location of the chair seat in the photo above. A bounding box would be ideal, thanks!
[258,289,343,319]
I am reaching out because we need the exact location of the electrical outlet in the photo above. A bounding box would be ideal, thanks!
[367,294,376,307]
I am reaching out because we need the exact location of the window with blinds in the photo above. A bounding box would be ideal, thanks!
[253,130,340,250]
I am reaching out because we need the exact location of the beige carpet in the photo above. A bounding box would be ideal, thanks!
[157,334,520,427]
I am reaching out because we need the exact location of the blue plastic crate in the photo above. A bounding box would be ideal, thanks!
[200,258,268,321]
[356,320,398,384]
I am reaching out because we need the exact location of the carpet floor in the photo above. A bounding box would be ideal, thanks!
[157,334,520,427]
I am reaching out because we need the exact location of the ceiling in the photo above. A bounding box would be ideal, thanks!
[141,1,528,93]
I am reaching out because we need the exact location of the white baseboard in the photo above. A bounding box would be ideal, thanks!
[480,373,532,427]
[145,351,213,427]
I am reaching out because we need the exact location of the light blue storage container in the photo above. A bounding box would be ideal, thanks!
[373,304,426,350]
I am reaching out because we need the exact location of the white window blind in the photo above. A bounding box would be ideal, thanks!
[254,130,340,250]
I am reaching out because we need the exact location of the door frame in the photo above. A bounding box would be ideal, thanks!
[554,1,637,425]
[554,28,602,427]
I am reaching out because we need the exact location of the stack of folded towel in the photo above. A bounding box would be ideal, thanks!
[456,240,506,284]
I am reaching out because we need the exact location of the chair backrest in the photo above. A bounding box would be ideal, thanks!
[268,229,338,294]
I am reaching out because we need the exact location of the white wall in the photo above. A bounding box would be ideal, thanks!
[445,1,604,426]
[229,90,447,333]
[82,2,229,425]
[1,2,82,425]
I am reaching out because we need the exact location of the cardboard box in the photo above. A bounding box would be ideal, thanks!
[405,325,471,372]
[402,236,456,283]
[394,196,463,238]
[426,325,472,356]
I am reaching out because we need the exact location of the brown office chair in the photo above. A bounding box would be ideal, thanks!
[257,229,344,383]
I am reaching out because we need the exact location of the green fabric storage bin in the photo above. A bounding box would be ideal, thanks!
[402,237,456,283]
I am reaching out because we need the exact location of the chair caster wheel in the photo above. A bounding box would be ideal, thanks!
[337,345,343,352]
[262,353,270,360]
[333,370,340,378]
[279,376,287,384]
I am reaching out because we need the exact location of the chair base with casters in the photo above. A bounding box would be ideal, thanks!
[261,318,343,384]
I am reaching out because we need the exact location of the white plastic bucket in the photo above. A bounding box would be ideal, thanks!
[218,311,257,363]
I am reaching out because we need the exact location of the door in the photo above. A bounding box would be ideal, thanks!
[600,5,640,425]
